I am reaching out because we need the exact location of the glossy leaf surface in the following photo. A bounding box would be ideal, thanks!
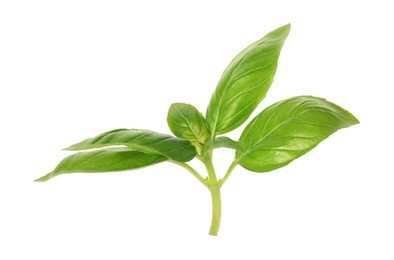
[167,103,210,154]
[35,148,167,182]
[236,96,359,172]
[65,129,196,162]
[206,24,291,136]
[202,136,242,156]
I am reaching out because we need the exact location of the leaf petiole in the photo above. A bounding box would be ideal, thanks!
[219,160,238,188]
[170,160,208,188]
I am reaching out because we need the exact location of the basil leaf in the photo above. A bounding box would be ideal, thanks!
[167,103,210,154]
[206,24,291,136]
[64,129,196,162]
[202,136,242,156]
[236,96,359,172]
[35,148,167,182]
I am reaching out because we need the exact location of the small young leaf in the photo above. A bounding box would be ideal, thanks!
[167,103,210,154]
[202,136,242,156]
[65,129,196,162]
[206,24,291,136]
[35,148,167,182]
[236,96,359,172]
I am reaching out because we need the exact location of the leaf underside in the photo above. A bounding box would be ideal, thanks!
[64,129,196,162]
[236,96,359,172]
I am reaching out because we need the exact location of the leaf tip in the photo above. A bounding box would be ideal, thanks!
[62,146,76,151]
[278,23,291,33]
[345,110,360,126]
[34,172,54,182]
[353,116,360,125]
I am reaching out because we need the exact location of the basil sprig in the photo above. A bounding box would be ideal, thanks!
[37,24,359,236]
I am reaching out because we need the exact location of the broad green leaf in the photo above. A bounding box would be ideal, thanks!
[167,103,210,154]
[202,136,242,156]
[64,129,196,162]
[206,24,291,136]
[35,148,167,182]
[236,96,359,172]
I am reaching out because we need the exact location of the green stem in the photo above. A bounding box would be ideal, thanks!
[219,160,237,187]
[209,188,221,236]
[203,155,221,236]
[204,156,218,184]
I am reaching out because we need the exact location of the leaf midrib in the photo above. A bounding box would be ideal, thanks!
[174,106,205,144]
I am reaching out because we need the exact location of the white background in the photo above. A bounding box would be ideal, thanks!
[1,0,393,259]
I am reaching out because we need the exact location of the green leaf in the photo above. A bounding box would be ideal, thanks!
[206,24,291,137]
[64,129,196,162]
[202,136,242,156]
[167,103,210,154]
[35,148,167,182]
[236,96,359,172]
